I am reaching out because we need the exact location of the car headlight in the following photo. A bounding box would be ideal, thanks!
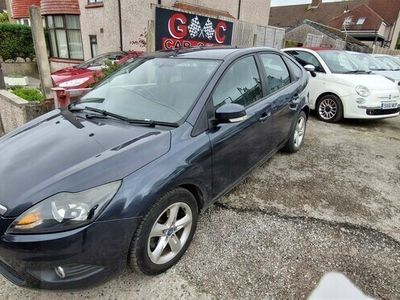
[355,85,370,97]
[59,77,91,88]
[7,181,121,234]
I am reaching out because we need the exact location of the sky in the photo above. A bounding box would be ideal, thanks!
[271,0,342,7]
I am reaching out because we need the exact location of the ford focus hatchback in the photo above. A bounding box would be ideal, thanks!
[0,47,309,289]
[284,48,400,122]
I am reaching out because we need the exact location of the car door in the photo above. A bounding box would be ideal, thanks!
[285,50,327,109]
[207,55,274,198]
[258,53,299,147]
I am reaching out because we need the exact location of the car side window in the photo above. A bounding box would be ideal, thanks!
[284,57,303,81]
[212,56,262,108]
[260,53,291,96]
[287,51,325,73]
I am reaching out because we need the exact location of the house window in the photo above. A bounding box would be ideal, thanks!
[343,16,353,26]
[18,19,31,26]
[88,0,103,3]
[356,18,366,25]
[90,35,98,58]
[46,15,84,60]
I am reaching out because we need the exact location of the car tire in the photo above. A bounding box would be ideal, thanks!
[129,188,198,275]
[283,111,307,153]
[316,94,343,123]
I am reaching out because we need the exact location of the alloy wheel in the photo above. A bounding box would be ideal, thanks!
[147,202,193,265]
[319,98,338,120]
[294,116,306,148]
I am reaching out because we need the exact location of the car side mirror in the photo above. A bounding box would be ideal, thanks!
[304,64,317,77]
[215,103,247,124]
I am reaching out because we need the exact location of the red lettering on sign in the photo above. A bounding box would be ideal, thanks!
[162,38,216,50]
[168,13,188,39]
[215,21,227,44]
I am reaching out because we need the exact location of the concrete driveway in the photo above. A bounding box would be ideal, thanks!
[1,115,399,299]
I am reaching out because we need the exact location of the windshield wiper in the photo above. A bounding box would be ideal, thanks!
[70,105,178,127]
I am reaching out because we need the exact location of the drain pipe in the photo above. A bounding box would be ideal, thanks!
[237,0,241,20]
[118,0,123,51]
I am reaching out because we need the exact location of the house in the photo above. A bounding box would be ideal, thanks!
[77,0,271,61]
[285,19,370,53]
[1,0,7,12]
[8,0,41,25]
[328,4,394,47]
[37,0,272,71]
[269,0,400,49]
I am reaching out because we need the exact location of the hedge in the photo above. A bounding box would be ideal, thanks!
[0,23,35,60]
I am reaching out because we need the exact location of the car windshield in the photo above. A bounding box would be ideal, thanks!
[373,56,400,71]
[348,52,390,71]
[318,50,369,74]
[75,52,126,69]
[79,58,221,124]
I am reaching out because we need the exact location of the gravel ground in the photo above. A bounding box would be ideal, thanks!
[1,115,399,299]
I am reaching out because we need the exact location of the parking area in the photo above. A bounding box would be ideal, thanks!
[1,115,399,299]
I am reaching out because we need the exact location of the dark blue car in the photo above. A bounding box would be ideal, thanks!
[0,47,309,289]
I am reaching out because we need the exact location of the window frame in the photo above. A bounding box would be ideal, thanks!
[45,15,84,60]
[88,0,103,3]
[283,55,305,82]
[286,50,326,73]
[257,52,294,98]
[209,54,265,111]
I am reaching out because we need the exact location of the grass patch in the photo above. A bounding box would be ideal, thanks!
[11,87,44,102]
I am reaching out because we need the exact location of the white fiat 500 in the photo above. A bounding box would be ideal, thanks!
[284,48,400,122]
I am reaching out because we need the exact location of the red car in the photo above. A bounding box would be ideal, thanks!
[51,51,143,89]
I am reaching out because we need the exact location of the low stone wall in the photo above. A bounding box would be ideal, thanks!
[0,90,52,134]
[1,62,39,78]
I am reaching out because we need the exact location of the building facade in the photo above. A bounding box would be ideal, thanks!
[270,0,400,49]
[23,0,271,70]
[78,0,271,61]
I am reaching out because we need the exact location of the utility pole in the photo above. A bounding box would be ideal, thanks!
[29,6,53,99]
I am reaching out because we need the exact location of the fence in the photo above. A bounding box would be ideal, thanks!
[373,46,400,56]
[232,21,285,49]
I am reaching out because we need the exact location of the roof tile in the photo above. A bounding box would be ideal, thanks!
[41,0,80,15]
[11,0,41,19]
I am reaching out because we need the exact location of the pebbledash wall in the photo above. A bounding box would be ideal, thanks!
[0,90,51,134]
[78,0,271,61]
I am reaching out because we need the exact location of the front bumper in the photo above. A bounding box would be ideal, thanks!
[0,216,139,289]
[342,91,400,119]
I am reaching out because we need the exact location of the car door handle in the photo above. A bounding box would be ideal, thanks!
[259,112,271,122]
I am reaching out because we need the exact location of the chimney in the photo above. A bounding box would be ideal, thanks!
[308,0,322,9]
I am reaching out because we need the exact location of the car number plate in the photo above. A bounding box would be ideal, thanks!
[381,102,398,109]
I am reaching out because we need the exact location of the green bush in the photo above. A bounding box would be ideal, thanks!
[0,23,35,60]
[11,87,44,102]
[0,12,9,24]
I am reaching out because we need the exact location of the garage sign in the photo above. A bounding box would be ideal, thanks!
[155,7,234,50]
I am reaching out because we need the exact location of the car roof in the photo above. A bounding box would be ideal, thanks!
[142,47,280,60]
[284,47,342,52]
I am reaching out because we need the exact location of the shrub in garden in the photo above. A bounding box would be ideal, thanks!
[11,87,44,102]
[0,23,35,60]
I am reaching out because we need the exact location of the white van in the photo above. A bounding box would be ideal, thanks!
[283,48,400,122]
